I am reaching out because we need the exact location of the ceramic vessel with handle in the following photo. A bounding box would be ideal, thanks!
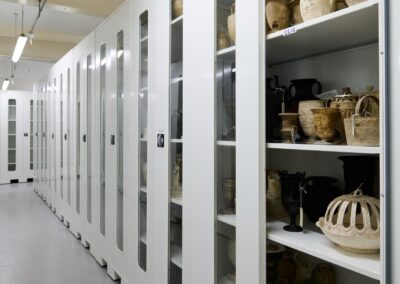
[266,0,291,32]
[300,0,336,22]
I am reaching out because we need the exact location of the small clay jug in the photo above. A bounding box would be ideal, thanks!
[172,0,183,18]
[300,0,336,22]
[336,0,348,10]
[266,0,291,33]
[217,32,230,50]
[279,113,299,143]
[227,4,236,44]
[298,100,325,140]
[311,108,340,142]
[310,263,335,284]
[289,0,303,25]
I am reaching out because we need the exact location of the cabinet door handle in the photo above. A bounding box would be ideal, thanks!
[110,134,115,145]
[83,134,87,143]
[64,134,67,140]
[51,133,54,139]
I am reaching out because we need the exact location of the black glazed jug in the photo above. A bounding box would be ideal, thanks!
[288,78,322,111]
[266,76,289,141]
[279,171,305,232]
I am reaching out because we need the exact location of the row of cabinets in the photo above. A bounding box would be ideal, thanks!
[33,0,400,283]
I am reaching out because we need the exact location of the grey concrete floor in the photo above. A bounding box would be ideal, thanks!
[0,182,117,284]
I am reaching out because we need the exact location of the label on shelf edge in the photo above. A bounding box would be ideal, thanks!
[283,26,297,37]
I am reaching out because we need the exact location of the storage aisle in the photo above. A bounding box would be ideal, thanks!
[0,183,116,284]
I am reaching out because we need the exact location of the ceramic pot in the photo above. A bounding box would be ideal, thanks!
[336,0,348,10]
[227,238,236,281]
[338,156,379,196]
[279,113,299,143]
[289,78,322,112]
[289,0,303,24]
[266,241,286,283]
[172,154,183,197]
[266,76,290,141]
[298,100,324,139]
[303,176,340,222]
[267,171,287,220]
[217,32,230,50]
[227,4,236,44]
[300,0,336,22]
[277,254,297,284]
[311,108,340,142]
[310,263,335,284]
[345,0,366,6]
[279,171,305,232]
[172,0,183,18]
[222,178,236,214]
[266,0,291,33]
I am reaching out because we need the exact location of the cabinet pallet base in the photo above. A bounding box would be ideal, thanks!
[63,219,70,228]
[90,247,107,267]
[68,226,81,239]
[106,264,121,281]
[81,238,90,248]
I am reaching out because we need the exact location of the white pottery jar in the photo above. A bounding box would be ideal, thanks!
[173,0,183,18]
[300,0,336,22]
[227,4,236,44]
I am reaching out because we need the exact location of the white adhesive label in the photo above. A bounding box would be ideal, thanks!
[283,26,297,36]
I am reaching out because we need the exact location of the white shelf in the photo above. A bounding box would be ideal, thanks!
[266,143,380,154]
[171,195,182,206]
[217,46,236,57]
[267,221,380,280]
[217,214,236,227]
[171,77,183,84]
[216,140,236,147]
[140,187,147,193]
[266,0,379,65]
[171,138,183,143]
[140,232,147,244]
[140,138,147,142]
[140,87,148,92]
[170,244,182,268]
[171,15,183,25]
[140,36,148,43]
[218,276,235,284]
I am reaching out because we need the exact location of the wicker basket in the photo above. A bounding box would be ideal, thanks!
[316,189,380,254]
[344,95,379,146]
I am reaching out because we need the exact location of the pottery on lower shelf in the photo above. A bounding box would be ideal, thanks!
[172,154,183,198]
[311,108,341,143]
[336,0,348,10]
[345,0,367,6]
[316,189,380,254]
[267,171,287,220]
[222,178,236,214]
[289,0,304,25]
[300,0,336,22]
[266,0,291,33]
[172,0,183,18]
[227,4,236,44]
[217,31,230,50]
[298,100,325,140]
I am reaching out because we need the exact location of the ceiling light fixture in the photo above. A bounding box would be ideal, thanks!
[12,34,28,63]
[2,78,10,91]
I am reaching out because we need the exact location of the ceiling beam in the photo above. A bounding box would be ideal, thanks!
[0,0,125,18]
[0,34,74,61]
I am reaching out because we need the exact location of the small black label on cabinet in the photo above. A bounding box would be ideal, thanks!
[157,134,165,148]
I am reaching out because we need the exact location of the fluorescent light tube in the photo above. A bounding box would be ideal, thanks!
[12,34,28,63]
[2,79,10,91]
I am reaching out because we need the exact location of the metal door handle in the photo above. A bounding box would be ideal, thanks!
[83,134,87,143]
[64,134,67,140]
[110,134,115,145]
[51,133,54,139]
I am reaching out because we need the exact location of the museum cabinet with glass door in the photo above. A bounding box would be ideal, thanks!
[32,0,400,283]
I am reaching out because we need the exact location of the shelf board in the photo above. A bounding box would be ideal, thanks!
[170,244,182,268]
[171,15,183,25]
[140,138,147,142]
[140,187,147,193]
[216,140,236,147]
[139,87,148,92]
[171,195,182,206]
[140,36,148,43]
[171,77,183,84]
[267,221,380,280]
[266,0,379,65]
[217,214,236,227]
[217,46,236,57]
[171,138,183,143]
[266,143,380,154]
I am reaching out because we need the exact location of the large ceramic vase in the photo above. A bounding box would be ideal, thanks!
[300,0,336,22]
[227,4,236,44]
[266,76,289,141]
[279,171,305,232]
[288,78,322,111]
[338,156,379,196]
[311,108,340,142]
[279,113,299,143]
[303,176,341,222]
[266,0,291,33]
[298,100,324,140]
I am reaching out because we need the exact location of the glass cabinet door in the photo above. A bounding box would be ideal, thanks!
[138,10,149,271]
[170,0,184,283]
[216,0,236,282]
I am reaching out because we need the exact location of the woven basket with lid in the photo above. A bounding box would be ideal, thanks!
[316,189,380,254]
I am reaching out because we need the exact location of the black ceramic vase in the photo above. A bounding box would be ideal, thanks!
[288,78,322,111]
[279,171,305,232]
[303,176,341,223]
[338,156,379,196]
